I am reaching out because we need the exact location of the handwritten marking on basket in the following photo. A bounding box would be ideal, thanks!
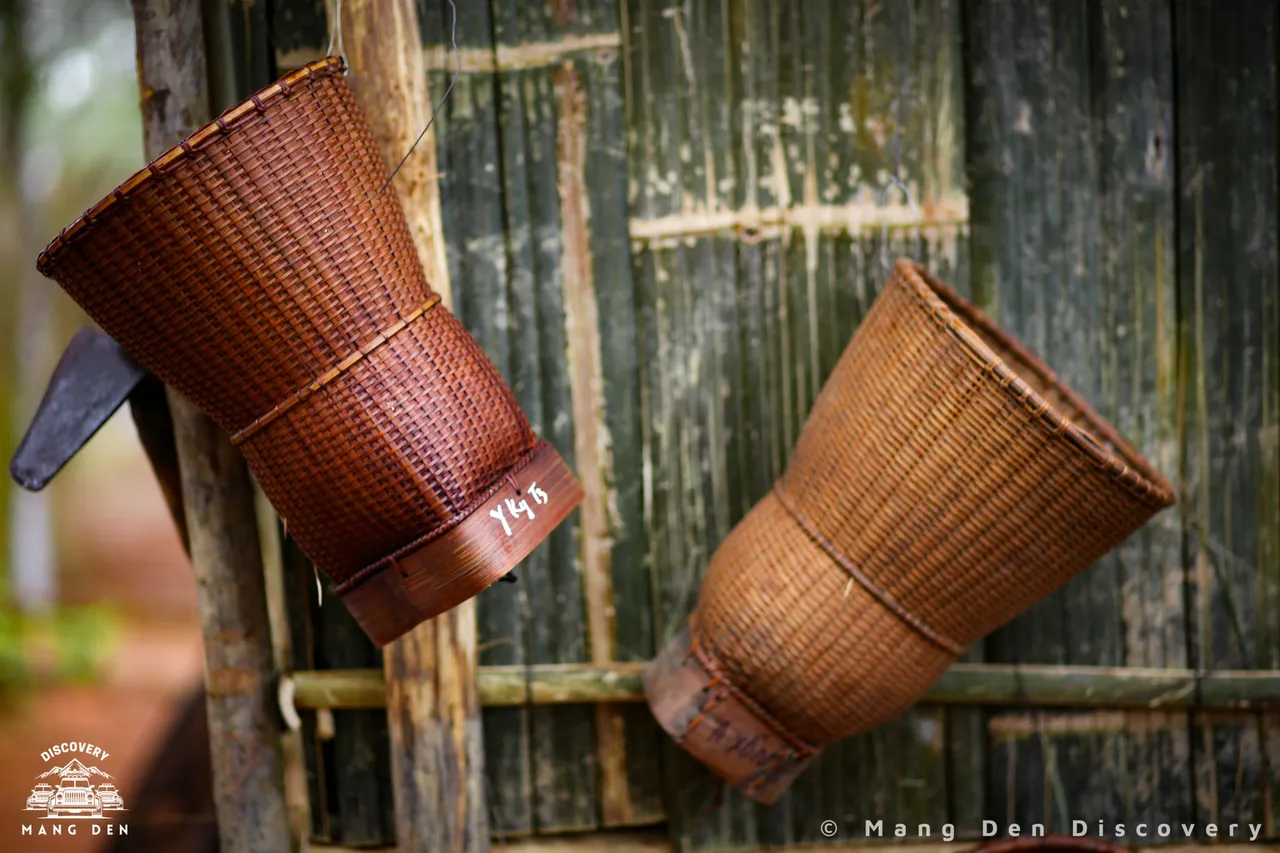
[231,294,442,445]
[383,0,462,189]
[678,645,811,794]
[686,631,819,759]
[687,687,801,788]
[489,481,550,537]
[771,481,966,656]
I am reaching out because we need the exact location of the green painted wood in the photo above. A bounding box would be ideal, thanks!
[480,2,541,836]
[1174,0,1279,838]
[964,0,1199,838]
[318,582,395,845]
[280,535,395,845]
[271,0,326,62]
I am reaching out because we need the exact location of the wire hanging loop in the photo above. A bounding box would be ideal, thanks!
[876,173,919,278]
[327,0,349,72]
[384,0,462,189]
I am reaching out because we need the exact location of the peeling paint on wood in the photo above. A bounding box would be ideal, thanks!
[627,194,969,245]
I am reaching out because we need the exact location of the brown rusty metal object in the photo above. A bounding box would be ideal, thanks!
[34,57,581,646]
[646,260,1177,803]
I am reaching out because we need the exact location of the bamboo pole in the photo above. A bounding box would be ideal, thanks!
[290,662,1280,712]
[335,1,487,851]
[130,2,290,852]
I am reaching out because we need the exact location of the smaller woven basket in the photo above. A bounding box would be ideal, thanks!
[645,260,1175,803]
[37,58,582,645]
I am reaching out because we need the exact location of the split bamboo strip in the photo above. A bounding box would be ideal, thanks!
[554,60,634,828]
[291,662,1280,711]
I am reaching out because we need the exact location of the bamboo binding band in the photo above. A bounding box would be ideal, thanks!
[232,294,443,445]
[771,480,967,656]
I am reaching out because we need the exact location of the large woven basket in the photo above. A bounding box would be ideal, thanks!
[37,57,582,645]
[645,259,1175,803]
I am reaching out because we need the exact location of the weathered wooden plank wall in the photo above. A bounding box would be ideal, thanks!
[965,0,1193,836]
[1173,0,1279,836]
[260,0,1278,849]
[967,0,1279,844]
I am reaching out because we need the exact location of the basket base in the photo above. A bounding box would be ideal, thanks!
[341,439,582,646]
[645,624,819,805]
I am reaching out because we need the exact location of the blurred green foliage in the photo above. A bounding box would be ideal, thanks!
[0,605,118,693]
[0,0,140,689]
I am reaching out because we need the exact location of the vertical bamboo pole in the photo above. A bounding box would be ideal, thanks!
[130,2,290,851]
[336,1,488,850]
[553,61,632,826]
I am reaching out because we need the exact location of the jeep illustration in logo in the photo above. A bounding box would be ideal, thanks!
[21,742,129,838]
[25,757,125,818]
[45,763,104,819]
[94,783,124,811]
[24,783,54,811]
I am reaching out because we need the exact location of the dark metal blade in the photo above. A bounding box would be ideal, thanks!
[9,327,148,490]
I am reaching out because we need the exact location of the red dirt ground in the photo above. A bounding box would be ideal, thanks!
[0,419,204,853]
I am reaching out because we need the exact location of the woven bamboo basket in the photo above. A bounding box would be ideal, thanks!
[36,57,582,646]
[645,259,1176,803]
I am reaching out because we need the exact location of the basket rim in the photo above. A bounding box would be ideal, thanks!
[896,259,1176,509]
[36,56,346,274]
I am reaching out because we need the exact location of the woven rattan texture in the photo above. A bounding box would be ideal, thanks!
[695,260,1175,745]
[37,59,536,586]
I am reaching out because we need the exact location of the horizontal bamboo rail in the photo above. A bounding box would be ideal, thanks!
[290,662,1280,711]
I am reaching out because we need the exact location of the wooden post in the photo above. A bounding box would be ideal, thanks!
[337,1,488,850]
[130,2,291,851]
